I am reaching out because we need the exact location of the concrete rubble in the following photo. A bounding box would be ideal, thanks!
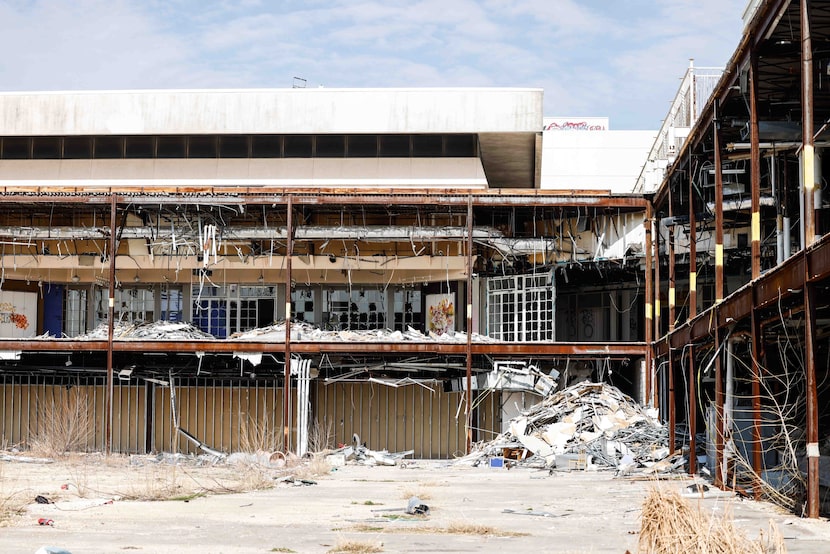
[68,319,500,343]
[74,321,214,340]
[459,381,677,474]
[325,434,414,467]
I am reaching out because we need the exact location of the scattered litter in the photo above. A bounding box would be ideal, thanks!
[0,454,54,464]
[275,476,317,487]
[325,434,414,467]
[502,508,558,518]
[35,495,51,505]
[34,547,71,554]
[458,382,674,474]
[37,518,54,526]
[405,496,430,515]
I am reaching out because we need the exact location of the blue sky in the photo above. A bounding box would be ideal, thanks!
[0,0,747,129]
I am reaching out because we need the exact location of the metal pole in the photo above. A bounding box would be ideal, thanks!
[714,101,725,304]
[750,49,762,279]
[714,320,724,488]
[465,195,473,454]
[644,202,654,406]
[106,194,116,455]
[804,258,820,518]
[284,195,293,453]
[750,288,763,498]
[689,150,697,319]
[802,0,817,247]
[687,344,697,475]
[668,351,675,454]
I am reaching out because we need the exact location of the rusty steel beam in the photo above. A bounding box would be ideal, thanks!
[668,350,676,454]
[665,234,830,350]
[0,339,649,356]
[0,187,649,209]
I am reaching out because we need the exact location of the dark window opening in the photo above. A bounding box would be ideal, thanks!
[252,135,282,158]
[188,136,217,158]
[380,135,410,157]
[347,135,378,157]
[125,137,154,158]
[157,136,186,158]
[315,135,345,157]
[2,138,30,159]
[445,134,477,157]
[219,136,249,158]
[33,138,61,159]
[63,138,92,159]
[284,135,313,158]
[94,137,124,159]
[413,135,443,157]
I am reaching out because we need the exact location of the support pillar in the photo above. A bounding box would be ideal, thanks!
[644,203,654,406]
[750,50,762,279]
[802,0,817,247]
[284,195,293,453]
[714,102,725,303]
[714,321,724,488]
[688,344,697,475]
[105,194,117,455]
[804,260,820,518]
[465,195,473,453]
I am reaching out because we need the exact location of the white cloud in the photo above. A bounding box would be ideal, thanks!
[0,0,748,128]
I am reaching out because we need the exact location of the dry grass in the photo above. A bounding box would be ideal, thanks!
[292,454,332,480]
[29,389,93,456]
[347,520,526,538]
[639,486,787,554]
[238,416,282,453]
[399,484,433,501]
[308,419,335,453]
[0,465,27,527]
[326,539,383,553]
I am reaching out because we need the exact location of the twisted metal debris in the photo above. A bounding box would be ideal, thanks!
[461,381,672,472]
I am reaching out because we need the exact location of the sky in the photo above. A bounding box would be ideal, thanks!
[0,0,748,130]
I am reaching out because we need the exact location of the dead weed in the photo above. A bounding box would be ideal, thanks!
[326,539,383,553]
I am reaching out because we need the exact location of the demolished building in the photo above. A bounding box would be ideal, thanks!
[1,0,829,520]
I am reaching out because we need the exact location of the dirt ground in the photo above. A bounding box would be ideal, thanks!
[1,453,829,554]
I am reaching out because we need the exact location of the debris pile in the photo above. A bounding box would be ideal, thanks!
[75,321,214,340]
[325,434,414,467]
[229,321,500,343]
[461,382,674,473]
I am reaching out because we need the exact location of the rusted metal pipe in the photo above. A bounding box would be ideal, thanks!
[284,195,293,453]
[465,194,473,454]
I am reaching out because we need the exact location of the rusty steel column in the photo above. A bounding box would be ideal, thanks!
[668,351,676,454]
[668,185,676,331]
[750,49,762,279]
[283,195,293,453]
[465,195,474,454]
[804,257,820,517]
[106,194,117,455]
[714,320,724,488]
[644,202,654,406]
[688,344,697,475]
[802,0,817,247]
[750,287,763,498]
[688,150,698,320]
[714,103,725,303]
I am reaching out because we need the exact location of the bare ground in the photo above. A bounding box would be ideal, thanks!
[1,453,829,554]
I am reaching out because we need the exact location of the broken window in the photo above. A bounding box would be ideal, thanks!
[63,288,88,337]
[486,273,554,341]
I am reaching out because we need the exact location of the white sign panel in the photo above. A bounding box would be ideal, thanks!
[543,117,609,131]
[0,291,37,338]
